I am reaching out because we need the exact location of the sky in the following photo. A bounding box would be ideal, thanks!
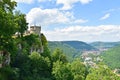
[13,0,120,42]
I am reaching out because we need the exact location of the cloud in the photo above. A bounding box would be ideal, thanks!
[13,0,52,4]
[38,0,52,2]
[104,9,115,13]
[104,8,120,13]
[27,8,71,26]
[80,0,93,4]
[38,0,46,2]
[74,19,88,24]
[100,13,110,20]
[43,25,120,42]
[12,0,34,4]
[56,0,92,10]
[26,8,87,26]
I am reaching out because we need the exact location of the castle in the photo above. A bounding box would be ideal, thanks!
[0,26,43,68]
[30,26,41,36]
[25,26,41,37]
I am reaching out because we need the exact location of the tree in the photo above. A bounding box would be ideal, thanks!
[86,65,120,80]
[52,61,73,80]
[0,66,19,80]
[0,0,17,45]
[14,11,28,38]
[28,52,51,80]
[0,6,17,51]
[0,0,17,67]
[13,11,28,56]
[52,58,88,80]
[0,0,17,13]
[70,59,88,80]
[51,48,68,63]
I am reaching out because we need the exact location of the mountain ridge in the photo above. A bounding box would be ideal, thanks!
[48,41,98,60]
[90,41,120,49]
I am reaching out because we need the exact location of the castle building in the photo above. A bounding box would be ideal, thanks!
[30,26,41,36]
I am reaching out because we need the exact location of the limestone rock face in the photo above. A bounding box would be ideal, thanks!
[0,51,10,68]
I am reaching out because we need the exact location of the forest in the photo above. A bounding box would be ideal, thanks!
[0,0,120,80]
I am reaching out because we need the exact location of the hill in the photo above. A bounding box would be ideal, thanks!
[62,41,98,51]
[48,41,80,60]
[101,45,120,69]
[90,42,120,49]
[48,41,97,60]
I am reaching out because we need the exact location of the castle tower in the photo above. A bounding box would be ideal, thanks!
[30,26,41,36]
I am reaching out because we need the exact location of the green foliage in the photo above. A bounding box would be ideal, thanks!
[101,46,120,69]
[41,33,51,57]
[0,0,17,50]
[14,34,42,55]
[23,34,41,45]
[0,0,18,69]
[52,61,73,80]
[52,59,88,80]
[41,33,48,46]
[0,0,17,12]
[71,59,88,80]
[0,8,17,51]
[12,52,52,80]
[14,11,28,38]
[28,52,51,78]
[0,0,28,64]
[51,48,68,63]
[86,65,120,80]
[42,45,51,58]
[0,66,19,80]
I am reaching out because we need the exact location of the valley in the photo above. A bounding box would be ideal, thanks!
[48,41,120,74]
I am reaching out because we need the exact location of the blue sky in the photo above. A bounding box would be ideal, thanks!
[14,0,120,42]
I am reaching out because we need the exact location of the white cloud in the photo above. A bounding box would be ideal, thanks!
[80,0,93,4]
[43,25,120,42]
[26,8,87,26]
[100,13,110,20]
[12,0,34,4]
[38,0,52,2]
[56,0,92,10]
[105,9,115,13]
[104,8,120,13]
[74,19,88,24]
[27,8,71,26]
[38,0,46,2]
